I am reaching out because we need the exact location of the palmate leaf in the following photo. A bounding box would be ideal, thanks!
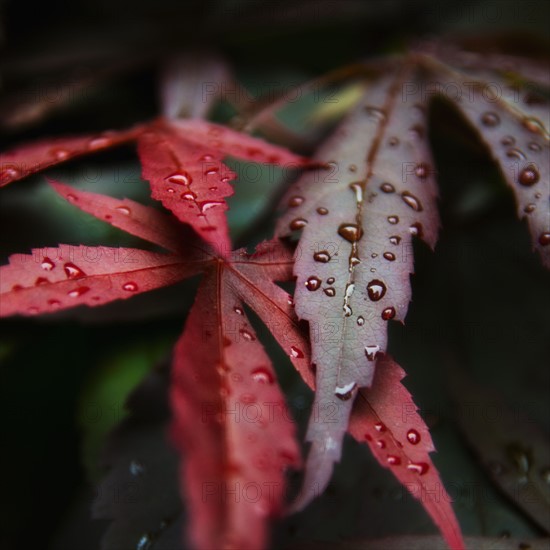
[0,117,308,256]
[277,63,440,506]
[0,182,310,550]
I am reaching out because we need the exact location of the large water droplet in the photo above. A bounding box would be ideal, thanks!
[365,344,381,361]
[382,306,396,320]
[480,112,500,127]
[313,251,331,263]
[122,282,138,292]
[539,232,550,246]
[64,263,86,279]
[367,279,386,301]
[357,316,365,326]
[288,196,304,207]
[182,191,197,201]
[251,367,274,384]
[334,382,357,401]
[324,287,336,297]
[401,191,423,211]
[41,257,55,271]
[68,286,90,298]
[290,346,304,359]
[380,182,395,194]
[407,462,429,475]
[518,165,540,186]
[305,276,322,291]
[406,429,421,445]
[338,223,363,243]
[166,172,193,186]
[387,215,399,224]
[289,218,307,230]
[383,252,395,261]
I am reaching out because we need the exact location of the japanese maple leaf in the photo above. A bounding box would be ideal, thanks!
[275,47,549,515]
[0,117,308,256]
[0,180,312,550]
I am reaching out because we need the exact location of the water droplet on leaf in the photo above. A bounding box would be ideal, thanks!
[401,191,423,211]
[122,282,138,292]
[380,182,395,193]
[290,346,304,359]
[334,382,356,401]
[406,429,421,444]
[288,196,304,207]
[41,257,55,271]
[313,251,331,263]
[365,344,381,361]
[407,462,429,475]
[251,367,274,384]
[387,216,399,224]
[324,287,336,297]
[316,207,329,215]
[338,223,363,243]
[68,286,90,298]
[64,263,86,279]
[305,276,322,291]
[367,280,386,301]
[481,112,500,127]
[289,218,307,230]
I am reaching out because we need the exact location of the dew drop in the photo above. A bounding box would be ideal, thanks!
[539,232,550,246]
[66,193,78,202]
[251,367,274,384]
[198,200,224,214]
[167,187,175,194]
[35,277,49,286]
[327,277,335,284]
[350,255,361,267]
[313,251,331,263]
[414,163,430,179]
[357,316,365,326]
[338,223,363,243]
[383,252,395,261]
[343,304,353,317]
[136,533,153,550]
[47,299,61,308]
[240,393,256,404]
[289,218,307,231]
[349,164,357,172]
[63,263,86,279]
[130,460,145,476]
[51,148,70,160]
[234,306,243,315]
[12,284,23,291]
[365,344,381,361]
[122,282,138,292]
[290,346,304,359]
[401,191,423,211]
[406,429,421,444]
[409,222,423,237]
[116,206,131,215]
[68,286,90,298]
[382,306,396,320]
[334,382,357,401]
[324,287,336,297]
[374,422,386,433]
[528,142,542,152]
[518,165,540,186]
[524,203,536,214]
[506,148,526,161]
[407,462,429,475]
[501,135,515,146]
[200,154,214,162]
[349,182,363,202]
[387,455,401,466]
[305,276,322,291]
[367,279,387,301]
[316,207,329,215]
[387,215,399,224]
[288,196,304,207]
[240,329,255,341]
[389,235,401,245]
[380,182,395,194]
[182,191,197,200]
[388,136,400,147]
[1,166,21,180]
[166,171,193,186]
[41,257,55,271]
[480,112,500,127]
[365,106,386,122]
[523,117,545,135]
[88,136,111,149]
[409,124,425,139]
[376,440,386,449]
[204,167,219,176]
